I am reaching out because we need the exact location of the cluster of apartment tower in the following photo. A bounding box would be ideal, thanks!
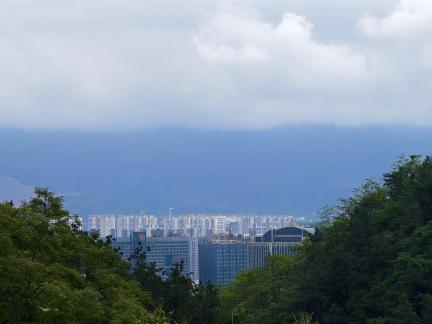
[89,214,314,285]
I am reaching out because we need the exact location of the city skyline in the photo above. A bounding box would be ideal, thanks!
[88,213,307,238]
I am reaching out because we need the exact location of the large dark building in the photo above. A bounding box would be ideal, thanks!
[130,231,147,258]
[247,226,313,268]
[199,240,247,285]
[133,235,199,282]
[114,232,199,282]
[111,238,132,260]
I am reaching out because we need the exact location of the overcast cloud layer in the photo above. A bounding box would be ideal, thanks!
[0,0,431,130]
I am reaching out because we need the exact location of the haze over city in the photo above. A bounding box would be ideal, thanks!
[1,1,432,323]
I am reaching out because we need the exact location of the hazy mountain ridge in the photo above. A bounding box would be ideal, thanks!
[0,176,34,204]
[0,176,81,208]
[1,126,431,220]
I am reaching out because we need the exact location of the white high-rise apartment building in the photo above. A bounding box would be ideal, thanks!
[160,214,296,237]
[89,215,116,238]
[90,214,298,239]
[189,237,199,283]
[211,216,226,234]
[89,214,158,238]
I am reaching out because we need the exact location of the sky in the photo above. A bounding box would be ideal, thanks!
[1,0,432,130]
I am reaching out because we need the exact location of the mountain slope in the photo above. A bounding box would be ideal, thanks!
[0,126,431,219]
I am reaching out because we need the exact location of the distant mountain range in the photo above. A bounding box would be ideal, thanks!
[0,126,431,221]
[0,177,34,204]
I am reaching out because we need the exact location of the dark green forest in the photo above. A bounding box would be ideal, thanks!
[219,156,432,323]
[1,156,432,323]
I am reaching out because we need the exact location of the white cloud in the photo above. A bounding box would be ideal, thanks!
[358,0,432,77]
[194,11,366,84]
[359,0,432,40]
[0,1,431,130]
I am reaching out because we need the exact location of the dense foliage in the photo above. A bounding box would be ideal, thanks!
[2,156,432,323]
[0,188,220,323]
[0,188,168,323]
[219,156,432,323]
[131,247,219,323]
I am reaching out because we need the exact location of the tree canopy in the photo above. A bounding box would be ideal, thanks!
[0,188,218,323]
[219,156,432,323]
[2,156,432,323]
[0,188,167,323]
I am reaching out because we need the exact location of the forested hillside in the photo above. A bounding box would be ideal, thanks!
[0,189,218,323]
[1,156,431,323]
[0,188,169,323]
[219,156,432,323]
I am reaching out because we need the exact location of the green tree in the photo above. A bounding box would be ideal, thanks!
[220,156,432,323]
[0,188,167,323]
[132,249,220,324]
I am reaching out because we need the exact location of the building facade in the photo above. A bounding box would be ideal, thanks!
[199,240,247,285]
[131,235,199,283]
[89,215,116,238]
[159,214,297,237]
[89,215,158,238]
[247,226,312,268]
[111,238,132,261]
